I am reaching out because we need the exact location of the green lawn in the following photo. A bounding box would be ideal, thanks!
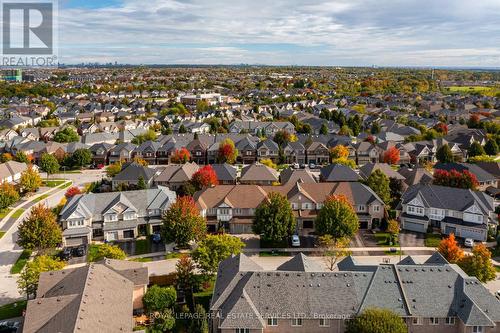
[11,208,25,219]
[444,86,493,93]
[42,179,66,187]
[10,249,32,274]
[0,208,12,220]
[425,233,442,247]
[495,266,500,273]
[0,300,27,320]
[32,194,49,203]
[129,257,153,262]
[374,232,399,246]
[165,252,185,259]
[59,182,72,189]
[0,231,5,239]
[134,239,151,255]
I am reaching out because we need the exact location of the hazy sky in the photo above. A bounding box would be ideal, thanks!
[58,0,500,66]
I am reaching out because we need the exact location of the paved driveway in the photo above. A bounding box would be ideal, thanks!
[399,231,425,247]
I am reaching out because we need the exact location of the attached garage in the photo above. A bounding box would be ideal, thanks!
[230,218,253,234]
[402,220,426,233]
[359,221,369,229]
[458,227,486,241]
[444,226,457,235]
[65,236,88,246]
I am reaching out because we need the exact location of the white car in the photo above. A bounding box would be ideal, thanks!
[293,163,300,169]
[464,238,474,248]
[291,235,300,247]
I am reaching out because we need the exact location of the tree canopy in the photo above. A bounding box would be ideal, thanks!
[436,144,454,163]
[315,195,359,240]
[217,138,238,164]
[20,165,42,193]
[53,127,79,143]
[365,169,391,205]
[437,233,464,263]
[252,192,296,244]
[192,234,245,275]
[162,196,206,248]
[346,308,408,333]
[17,204,62,251]
[18,255,65,299]
[40,153,60,176]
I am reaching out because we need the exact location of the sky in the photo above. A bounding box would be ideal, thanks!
[56,0,500,67]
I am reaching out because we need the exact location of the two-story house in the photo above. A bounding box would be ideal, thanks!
[108,142,137,164]
[59,187,176,245]
[398,184,497,241]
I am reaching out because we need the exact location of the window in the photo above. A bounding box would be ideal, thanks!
[412,317,422,325]
[373,205,380,212]
[104,214,118,222]
[69,219,84,227]
[267,318,278,326]
[291,318,302,327]
[358,205,366,211]
[235,329,249,333]
[473,327,483,333]
[319,318,329,327]
[302,203,311,209]
[123,212,136,221]
[430,317,438,325]
[291,203,298,209]
[445,317,455,325]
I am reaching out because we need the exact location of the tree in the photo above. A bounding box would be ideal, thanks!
[18,255,65,299]
[366,169,391,205]
[437,233,464,263]
[71,148,92,168]
[53,127,79,143]
[1,152,13,162]
[192,234,245,276]
[484,139,499,156]
[150,309,175,333]
[175,255,197,308]
[436,144,454,163]
[143,285,177,313]
[329,145,349,160]
[433,169,478,190]
[459,243,496,283]
[273,130,291,148]
[346,308,407,333]
[15,151,30,164]
[316,195,359,239]
[0,182,19,210]
[87,243,126,262]
[318,235,351,271]
[319,123,328,135]
[137,175,147,189]
[370,122,381,134]
[252,192,295,244]
[433,122,448,135]
[467,114,480,128]
[189,304,209,333]
[64,186,81,199]
[383,147,400,165]
[468,141,485,158]
[191,165,218,190]
[389,178,404,209]
[20,165,42,193]
[217,138,238,164]
[387,219,400,245]
[260,158,277,169]
[133,156,148,166]
[39,153,59,178]
[162,196,206,248]
[171,147,190,164]
[339,125,353,136]
[106,161,122,178]
[196,100,209,113]
[178,124,187,133]
[17,204,61,251]
[131,129,157,145]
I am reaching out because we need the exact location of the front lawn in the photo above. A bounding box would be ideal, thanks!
[32,194,49,203]
[374,232,399,246]
[425,233,442,247]
[0,208,12,220]
[42,179,66,187]
[59,182,72,189]
[10,249,32,274]
[11,208,25,219]
[165,252,185,260]
[0,300,27,320]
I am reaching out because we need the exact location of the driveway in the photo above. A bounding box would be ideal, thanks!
[399,231,425,247]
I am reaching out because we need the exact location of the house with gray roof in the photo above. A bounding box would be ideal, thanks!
[211,252,500,333]
[398,184,497,241]
[319,164,360,182]
[59,187,176,245]
[112,162,158,190]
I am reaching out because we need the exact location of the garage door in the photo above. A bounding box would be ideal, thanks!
[459,228,485,241]
[66,236,87,246]
[444,226,456,235]
[359,221,369,229]
[230,224,253,234]
[403,221,426,233]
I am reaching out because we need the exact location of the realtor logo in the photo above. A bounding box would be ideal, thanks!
[1,0,57,66]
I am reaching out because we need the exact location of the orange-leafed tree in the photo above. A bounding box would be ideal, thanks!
[217,138,238,164]
[437,233,464,263]
[191,165,218,190]
[459,243,496,283]
[383,147,400,165]
[171,147,191,164]
[330,145,349,160]
[64,186,82,199]
[433,122,448,135]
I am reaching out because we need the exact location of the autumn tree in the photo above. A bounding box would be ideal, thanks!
[191,165,218,190]
[433,122,448,135]
[346,308,408,333]
[318,235,351,271]
[106,161,122,178]
[15,151,30,164]
[64,186,82,199]
[252,192,295,245]
[433,169,478,190]
[162,196,206,248]
[467,114,480,128]
[20,165,42,193]
[315,195,359,240]
[87,243,126,262]
[39,153,60,178]
[18,255,65,299]
[133,156,149,166]
[17,204,62,251]
[383,147,400,165]
[329,145,349,160]
[1,152,13,162]
[0,182,19,210]
[273,130,292,148]
[387,219,400,245]
[217,138,238,164]
[459,243,496,283]
[175,255,197,309]
[437,233,464,263]
[171,147,191,164]
[192,234,245,276]
[436,144,454,163]
[366,169,391,205]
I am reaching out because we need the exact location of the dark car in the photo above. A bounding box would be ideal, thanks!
[0,320,20,333]
[60,247,73,260]
[73,245,87,257]
[151,233,161,244]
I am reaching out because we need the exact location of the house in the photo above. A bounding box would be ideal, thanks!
[398,166,433,188]
[23,259,149,333]
[239,163,279,185]
[235,137,258,164]
[280,167,316,184]
[89,142,114,165]
[210,252,500,333]
[0,128,18,141]
[0,160,28,183]
[319,164,360,182]
[305,141,329,165]
[112,162,158,190]
[154,162,199,190]
[398,184,497,241]
[354,142,381,165]
[194,182,384,234]
[358,162,406,181]
[434,162,498,191]
[257,139,280,163]
[59,187,176,244]
[211,163,238,185]
[108,143,137,163]
[133,141,161,165]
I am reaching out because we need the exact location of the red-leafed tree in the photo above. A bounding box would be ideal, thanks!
[365,135,376,144]
[64,186,82,199]
[383,147,400,165]
[162,196,206,248]
[217,138,238,164]
[433,122,448,135]
[191,165,218,190]
[437,233,464,263]
[467,114,481,128]
[433,169,479,190]
[171,147,190,164]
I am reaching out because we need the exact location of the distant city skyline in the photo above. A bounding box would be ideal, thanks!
[59,0,500,67]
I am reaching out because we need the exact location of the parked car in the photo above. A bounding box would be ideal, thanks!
[0,320,20,333]
[60,247,73,260]
[308,163,316,169]
[73,245,87,257]
[464,238,474,248]
[292,163,300,169]
[291,234,300,247]
[151,233,161,244]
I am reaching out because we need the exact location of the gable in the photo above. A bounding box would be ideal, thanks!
[408,196,424,207]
